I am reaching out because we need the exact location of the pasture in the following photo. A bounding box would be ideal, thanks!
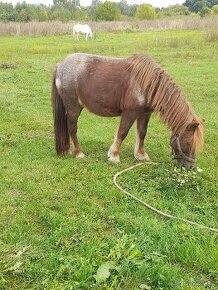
[0,30,217,289]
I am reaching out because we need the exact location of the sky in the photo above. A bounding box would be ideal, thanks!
[1,0,185,8]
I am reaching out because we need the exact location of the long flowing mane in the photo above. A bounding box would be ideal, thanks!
[127,54,204,152]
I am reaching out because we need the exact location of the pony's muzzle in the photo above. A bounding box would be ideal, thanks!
[176,157,195,170]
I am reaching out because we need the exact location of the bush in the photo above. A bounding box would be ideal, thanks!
[212,4,218,14]
[199,6,212,17]
[158,5,190,17]
[135,4,156,20]
[94,1,121,21]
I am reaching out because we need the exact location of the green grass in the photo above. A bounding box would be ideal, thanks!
[0,30,217,290]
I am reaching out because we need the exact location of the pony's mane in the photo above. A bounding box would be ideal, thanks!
[127,54,204,151]
[192,117,204,152]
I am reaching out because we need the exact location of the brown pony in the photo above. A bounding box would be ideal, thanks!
[52,53,204,169]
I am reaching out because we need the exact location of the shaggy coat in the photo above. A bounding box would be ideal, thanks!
[52,53,204,169]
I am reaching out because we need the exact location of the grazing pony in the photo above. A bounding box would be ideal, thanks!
[72,24,93,41]
[52,53,204,169]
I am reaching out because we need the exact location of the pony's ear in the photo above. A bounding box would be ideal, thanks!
[187,121,199,131]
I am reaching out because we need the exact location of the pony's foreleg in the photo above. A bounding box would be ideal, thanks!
[134,112,151,161]
[67,107,84,158]
[108,111,138,163]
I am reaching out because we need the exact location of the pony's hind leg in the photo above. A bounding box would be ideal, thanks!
[108,110,138,163]
[67,106,84,158]
[134,112,151,161]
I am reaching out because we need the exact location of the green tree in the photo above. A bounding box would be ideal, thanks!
[135,4,156,20]
[37,5,50,21]
[52,0,80,20]
[52,0,84,21]
[0,2,15,22]
[117,0,129,15]
[72,6,88,21]
[52,6,72,21]
[184,0,205,12]
[207,0,218,7]
[88,0,100,19]
[158,5,190,17]
[128,4,138,17]
[15,2,37,22]
[199,6,212,16]
[183,0,218,12]
[53,0,80,7]
[116,1,138,17]
[94,1,121,21]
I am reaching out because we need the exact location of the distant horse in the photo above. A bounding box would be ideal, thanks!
[52,53,204,169]
[72,24,93,41]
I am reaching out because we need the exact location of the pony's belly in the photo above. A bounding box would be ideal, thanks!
[87,103,121,117]
[79,97,121,117]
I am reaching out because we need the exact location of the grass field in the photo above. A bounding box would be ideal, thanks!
[0,30,218,289]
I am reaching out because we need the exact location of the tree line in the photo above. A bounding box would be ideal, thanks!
[0,0,218,22]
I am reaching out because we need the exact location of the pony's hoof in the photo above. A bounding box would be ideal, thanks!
[75,152,85,158]
[108,155,120,163]
[134,153,150,162]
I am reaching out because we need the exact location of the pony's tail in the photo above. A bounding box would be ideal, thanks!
[51,66,70,155]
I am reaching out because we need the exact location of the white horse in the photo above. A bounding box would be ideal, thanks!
[72,24,93,42]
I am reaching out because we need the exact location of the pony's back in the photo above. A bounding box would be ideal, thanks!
[73,24,92,34]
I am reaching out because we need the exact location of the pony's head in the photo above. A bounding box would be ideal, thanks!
[170,118,204,170]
